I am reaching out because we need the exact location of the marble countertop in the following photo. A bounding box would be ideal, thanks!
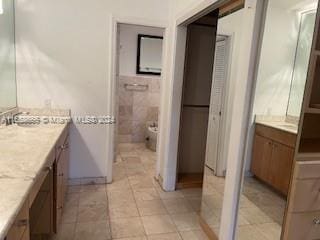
[0,123,68,240]
[255,119,298,134]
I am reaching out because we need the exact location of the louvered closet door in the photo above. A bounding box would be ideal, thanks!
[205,38,228,175]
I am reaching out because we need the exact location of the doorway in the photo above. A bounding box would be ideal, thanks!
[111,21,166,184]
[175,10,232,190]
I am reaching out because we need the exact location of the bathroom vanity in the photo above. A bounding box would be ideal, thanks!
[0,122,69,240]
[251,121,297,195]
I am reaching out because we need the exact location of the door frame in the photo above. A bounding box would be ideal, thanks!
[107,15,168,184]
[162,0,266,239]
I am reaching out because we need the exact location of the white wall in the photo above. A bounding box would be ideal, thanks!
[15,0,170,179]
[253,1,300,116]
[119,24,164,76]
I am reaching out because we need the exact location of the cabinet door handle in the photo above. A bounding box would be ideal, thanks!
[313,218,320,225]
[16,219,28,227]
[59,173,64,177]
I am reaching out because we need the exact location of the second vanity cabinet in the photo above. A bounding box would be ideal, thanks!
[251,123,296,195]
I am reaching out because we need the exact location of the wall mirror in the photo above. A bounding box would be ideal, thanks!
[236,0,318,239]
[0,0,17,113]
[136,34,163,75]
[287,10,316,117]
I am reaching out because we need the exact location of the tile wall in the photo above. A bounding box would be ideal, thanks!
[117,75,160,144]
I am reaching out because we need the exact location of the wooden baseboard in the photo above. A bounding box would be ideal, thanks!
[199,216,219,240]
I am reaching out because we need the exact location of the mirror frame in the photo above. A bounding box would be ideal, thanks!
[136,34,163,76]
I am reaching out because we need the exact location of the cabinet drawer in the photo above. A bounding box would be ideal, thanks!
[6,200,29,240]
[285,211,320,240]
[290,178,320,212]
[256,124,297,148]
[294,160,320,179]
[29,169,49,206]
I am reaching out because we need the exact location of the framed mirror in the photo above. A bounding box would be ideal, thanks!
[0,0,17,113]
[287,10,316,117]
[136,34,163,75]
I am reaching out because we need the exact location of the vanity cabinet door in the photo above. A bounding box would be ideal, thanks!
[251,134,273,182]
[6,200,29,240]
[270,143,295,195]
[54,133,69,232]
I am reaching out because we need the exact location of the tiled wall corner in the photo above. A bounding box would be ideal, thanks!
[117,75,160,144]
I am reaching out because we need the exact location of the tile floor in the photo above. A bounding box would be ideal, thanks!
[52,143,208,240]
[200,165,286,240]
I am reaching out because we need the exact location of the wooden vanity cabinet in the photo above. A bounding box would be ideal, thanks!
[54,129,69,232]
[251,124,296,195]
[5,200,30,240]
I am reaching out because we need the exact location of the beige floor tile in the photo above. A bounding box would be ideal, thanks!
[141,215,177,235]
[80,184,107,192]
[180,189,203,198]
[79,191,108,206]
[239,207,274,225]
[123,157,142,164]
[255,223,282,240]
[186,197,202,212]
[107,189,135,206]
[260,206,285,224]
[68,185,82,193]
[74,221,111,240]
[147,232,182,240]
[118,143,137,152]
[65,193,80,207]
[162,198,194,214]
[171,213,201,231]
[134,188,160,201]
[61,204,78,223]
[237,225,268,240]
[52,223,75,240]
[137,200,167,216]
[199,209,220,228]
[111,217,146,238]
[129,176,156,189]
[109,202,140,218]
[107,178,131,191]
[179,230,209,240]
[77,204,108,222]
[202,195,223,210]
[120,151,140,158]
[126,167,147,177]
[157,189,184,200]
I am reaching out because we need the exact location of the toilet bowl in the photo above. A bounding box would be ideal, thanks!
[145,122,158,151]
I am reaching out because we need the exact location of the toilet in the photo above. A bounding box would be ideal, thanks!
[145,121,158,151]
